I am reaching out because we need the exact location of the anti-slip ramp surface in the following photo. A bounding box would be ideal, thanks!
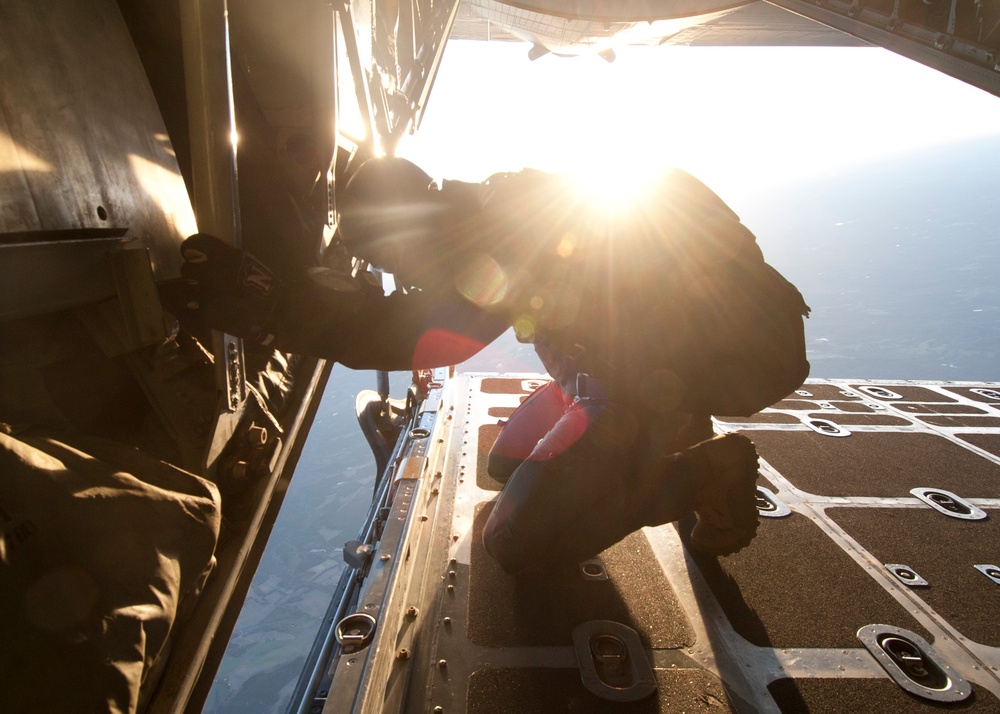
[429,376,1000,712]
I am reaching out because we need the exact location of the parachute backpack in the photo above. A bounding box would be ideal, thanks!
[642,170,812,417]
[524,168,812,418]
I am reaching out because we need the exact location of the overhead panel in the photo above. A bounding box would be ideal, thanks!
[765,0,1000,97]
[451,0,999,98]
[451,0,867,47]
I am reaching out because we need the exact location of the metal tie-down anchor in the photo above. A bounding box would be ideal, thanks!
[910,488,987,520]
[885,564,929,587]
[573,621,656,702]
[857,625,971,702]
[335,613,378,654]
[756,486,791,518]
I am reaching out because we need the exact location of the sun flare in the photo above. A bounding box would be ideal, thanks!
[567,157,667,215]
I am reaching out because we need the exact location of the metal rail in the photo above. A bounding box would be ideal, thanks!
[179,0,248,473]
[287,372,449,714]
[286,415,409,714]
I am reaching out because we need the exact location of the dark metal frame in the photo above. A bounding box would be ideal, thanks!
[766,0,1000,99]
[336,0,463,154]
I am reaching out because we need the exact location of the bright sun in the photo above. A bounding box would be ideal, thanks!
[565,155,667,214]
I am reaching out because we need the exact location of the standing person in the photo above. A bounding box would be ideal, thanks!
[179,157,810,577]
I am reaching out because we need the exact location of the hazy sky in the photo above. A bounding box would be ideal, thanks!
[397,42,1000,204]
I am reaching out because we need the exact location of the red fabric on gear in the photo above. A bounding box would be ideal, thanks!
[528,399,590,461]
[411,328,487,369]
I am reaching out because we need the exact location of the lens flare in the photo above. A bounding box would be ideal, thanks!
[455,252,508,307]
[556,234,577,258]
[513,315,537,343]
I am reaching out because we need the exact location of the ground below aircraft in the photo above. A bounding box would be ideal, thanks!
[0,1,997,712]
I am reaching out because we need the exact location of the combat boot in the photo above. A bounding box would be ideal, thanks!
[685,433,760,555]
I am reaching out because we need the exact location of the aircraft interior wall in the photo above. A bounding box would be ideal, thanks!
[0,1,338,711]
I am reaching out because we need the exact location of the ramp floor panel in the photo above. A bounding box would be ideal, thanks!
[686,513,933,649]
[768,678,1000,713]
[896,403,992,415]
[846,384,961,402]
[918,415,1000,428]
[744,430,1000,497]
[476,423,506,491]
[805,412,914,426]
[467,667,732,713]
[960,434,1000,457]
[828,507,1000,646]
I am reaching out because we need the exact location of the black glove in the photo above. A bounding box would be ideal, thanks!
[177,233,364,349]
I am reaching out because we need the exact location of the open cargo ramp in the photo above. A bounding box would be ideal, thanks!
[294,375,1000,712]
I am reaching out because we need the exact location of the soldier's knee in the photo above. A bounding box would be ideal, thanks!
[486,452,520,483]
[482,515,533,576]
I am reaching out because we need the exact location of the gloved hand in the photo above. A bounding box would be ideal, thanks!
[177,233,365,349]
[178,233,283,344]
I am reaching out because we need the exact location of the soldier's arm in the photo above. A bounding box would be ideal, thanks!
[174,233,508,371]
